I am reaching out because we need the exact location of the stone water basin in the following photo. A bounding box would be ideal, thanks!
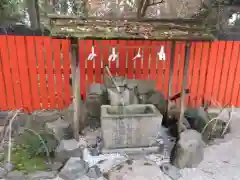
[101,104,163,149]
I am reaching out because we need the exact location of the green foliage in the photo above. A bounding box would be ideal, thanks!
[16,131,58,157]
[0,0,23,23]
[11,145,47,174]
[6,130,59,173]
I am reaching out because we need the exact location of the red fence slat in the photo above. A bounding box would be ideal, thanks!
[86,40,94,84]
[211,41,226,105]
[15,36,32,112]
[8,36,23,109]
[94,40,102,83]
[225,42,240,106]
[190,42,202,106]
[35,36,48,109]
[62,40,71,105]
[109,40,117,76]
[118,40,127,77]
[205,42,219,106]
[44,37,56,109]
[0,36,13,109]
[79,40,87,98]
[127,40,134,79]
[162,41,171,98]
[231,43,240,106]
[53,39,64,109]
[187,42,196,106]
[134,40,142,79]
[172,42,181,95]
[155,41,166,92]
[26,37,40,110]
[142,40,151,80]
[149,41,157,80]
[196,42,210,107]
[218,41,233,105]
[100,40,110,85]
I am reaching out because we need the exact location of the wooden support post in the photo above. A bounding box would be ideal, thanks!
[71,39,80,140]
[166,41,176,117]
[178,42,191,136]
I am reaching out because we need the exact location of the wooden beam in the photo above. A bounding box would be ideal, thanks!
[47,13,206,24]
[71,39,80,140]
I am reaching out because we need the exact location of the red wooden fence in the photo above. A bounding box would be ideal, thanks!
[79,40,240,108]
[0,36,239,112]
[0,35,72,112]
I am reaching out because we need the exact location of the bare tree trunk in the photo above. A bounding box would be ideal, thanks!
[27,0,40,29]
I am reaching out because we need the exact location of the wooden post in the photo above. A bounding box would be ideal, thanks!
[178,42,191,136]
[71,39,80,140]
[166,41,176,118]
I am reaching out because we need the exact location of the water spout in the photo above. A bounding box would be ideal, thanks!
[104,65,125,114]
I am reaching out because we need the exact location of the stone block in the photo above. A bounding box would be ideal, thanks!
[86,165,102,178]
[46,118,73,140]
[101,104,162,149]
[27,171,57,180]
[172,130,204,169]
[59,157,89,180]
[6,171,25,180]
[55,139,82,162]
[127,79,156,94]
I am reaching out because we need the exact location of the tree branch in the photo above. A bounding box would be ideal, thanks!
[137,0,164,19]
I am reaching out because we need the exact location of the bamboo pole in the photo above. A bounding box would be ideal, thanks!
[178,42,191,136]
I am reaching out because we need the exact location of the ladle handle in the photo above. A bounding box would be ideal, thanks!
[104,65,121,93]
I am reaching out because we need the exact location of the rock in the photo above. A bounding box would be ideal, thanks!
[160,162,181,180]
[86,84,108,128]
[86,165,102,178]
[59,157,89,180]
[128,79,156,94]
[145,91,166,115]
[86,93,106,116]
[0,167,7,178]
[6,171,25,180]
[108,159,171,180]
[82,148,128,173]
[171,130,204,169]
[45,117,73,140]
[184,107,209,132]
[46,161,63,171]
[55,139,82,162]
[82,128,102,147]
[27,171,57,180]
[96,177,107,180]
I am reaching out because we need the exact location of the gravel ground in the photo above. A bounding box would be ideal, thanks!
[179,110,240,180]
[108,109,240,180]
